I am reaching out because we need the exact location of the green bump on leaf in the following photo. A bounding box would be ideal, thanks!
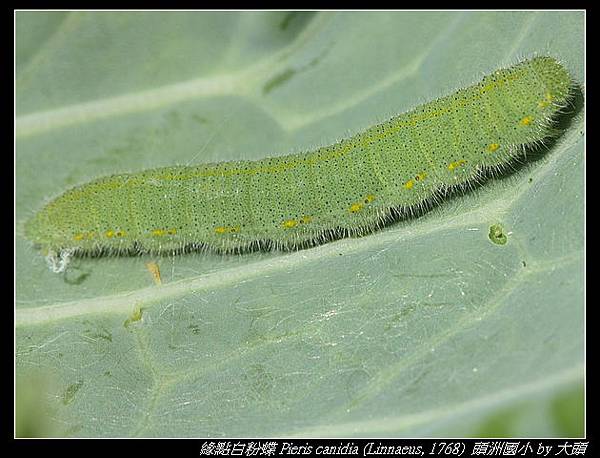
[124,304,144,328]
[62,380,84,405]
[489,224,508,245]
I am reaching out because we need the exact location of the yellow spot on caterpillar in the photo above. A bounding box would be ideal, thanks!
[299,216,312,224]
[448,160,467,171]
[282,219,298,228]
[349,203,364,213]
[415,173,427,182]
[105,230,115,238]
[350,194,376,212]
[538,92,554,108]
[215,225,240,233]
[404,179,415,190]
[479,73,518,94]
[74,231,96,240]
[115,230,126,237]
[520,116,534,126]
[487,143,500,152]
[146,262,162,285]
[151,228,176,236]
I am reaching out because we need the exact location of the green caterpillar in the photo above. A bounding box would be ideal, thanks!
[25,56,575,273]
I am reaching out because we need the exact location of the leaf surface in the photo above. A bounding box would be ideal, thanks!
[16,11,584,437]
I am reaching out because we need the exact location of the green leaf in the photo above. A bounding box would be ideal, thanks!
[16,11,584,437]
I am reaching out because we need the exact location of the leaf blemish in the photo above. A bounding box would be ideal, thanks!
[188,323,201,335]
[82,322,112,342]
[146,261,162,285]
[62,380,84,405]
[488,224,508,246]
[124,304,144,329]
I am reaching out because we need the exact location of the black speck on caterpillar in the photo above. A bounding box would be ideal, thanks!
[24,56,578,273]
